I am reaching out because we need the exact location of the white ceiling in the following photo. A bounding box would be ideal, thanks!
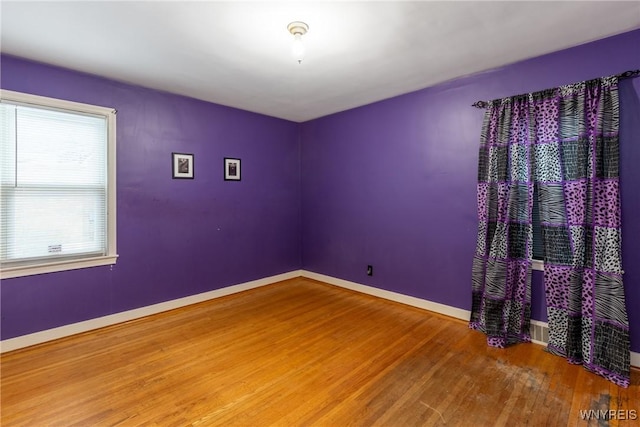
[2,1,639,122]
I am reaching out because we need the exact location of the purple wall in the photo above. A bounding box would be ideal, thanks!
[1,55,301,340]
[2,30,639,353]
[300,30,640,352]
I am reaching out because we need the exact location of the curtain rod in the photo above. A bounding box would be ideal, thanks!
[471,69,640,109]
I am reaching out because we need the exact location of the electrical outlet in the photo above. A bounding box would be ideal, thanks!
[367,265,373,276]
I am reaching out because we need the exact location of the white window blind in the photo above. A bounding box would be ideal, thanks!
[0,90,117,278]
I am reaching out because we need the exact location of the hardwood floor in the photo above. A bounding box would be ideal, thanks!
[1,277,638,426]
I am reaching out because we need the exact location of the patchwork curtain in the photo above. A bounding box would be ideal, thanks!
[470,76,630,387]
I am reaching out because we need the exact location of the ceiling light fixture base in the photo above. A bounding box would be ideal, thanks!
[287,21,309,36]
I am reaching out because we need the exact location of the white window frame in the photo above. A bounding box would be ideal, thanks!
[531,186,544,272]
[0,89,117,279]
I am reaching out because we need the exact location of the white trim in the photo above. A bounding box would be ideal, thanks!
[0,89,115,116]
[632,352,640,369]
[0,255,119,279]
[107,104,117,263]
[0,89,118,279]
[300,270,640,368]
[0,270,302,353]
[301,270,471,321]
[3,268,638,368]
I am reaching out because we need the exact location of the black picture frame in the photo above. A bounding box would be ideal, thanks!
[224,157,241,181]
[172,153,194,179]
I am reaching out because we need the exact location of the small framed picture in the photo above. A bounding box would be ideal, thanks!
[172,153,194,179]
[224,157,241,181]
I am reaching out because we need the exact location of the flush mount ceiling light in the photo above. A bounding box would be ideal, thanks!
[287,21,309,64]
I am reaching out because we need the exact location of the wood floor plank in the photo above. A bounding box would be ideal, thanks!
[1,277,638,426]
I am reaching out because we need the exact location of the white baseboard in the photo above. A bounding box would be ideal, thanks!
[0,270,303,353]
[300,270,471,321]
[4,268,638,369]
[633,352,640,369]
[300,270,640,369]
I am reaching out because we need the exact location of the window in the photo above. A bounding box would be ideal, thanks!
[0,90,117,278]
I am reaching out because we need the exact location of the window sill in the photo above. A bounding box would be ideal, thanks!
[0,255,118,279]
[532,259,544,272]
